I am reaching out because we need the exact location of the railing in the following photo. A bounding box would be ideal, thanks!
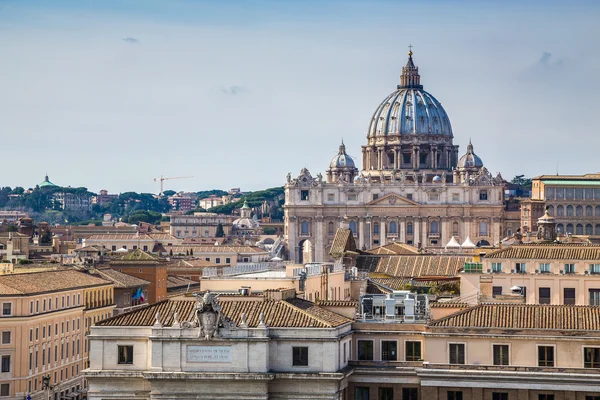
[422,363,600,374]
[428,233,440,239]
[349,360,423,368]
[221,263,271,276]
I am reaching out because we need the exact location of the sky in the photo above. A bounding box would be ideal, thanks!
[1,0,599,194]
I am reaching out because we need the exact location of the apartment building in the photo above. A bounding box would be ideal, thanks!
[0,270,113,400]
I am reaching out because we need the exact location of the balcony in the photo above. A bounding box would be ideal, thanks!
[428,233,440,239]
[386,233,398,238]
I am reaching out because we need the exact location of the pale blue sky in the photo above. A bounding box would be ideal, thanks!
[1,0,599,194]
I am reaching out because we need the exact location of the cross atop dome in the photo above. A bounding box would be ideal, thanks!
[399,45,422,90]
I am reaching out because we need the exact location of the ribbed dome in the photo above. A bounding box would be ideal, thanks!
[457,140,483,169]
[367,52,453,138]
[329,142,355,169]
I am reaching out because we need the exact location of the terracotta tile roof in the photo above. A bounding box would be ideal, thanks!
[368,276,448,290]
[168,259,219,269]
[74,246,101,252]
[167,275,198,290]
[485,244,600,260]
[147,233,179,241]
[92,268,150,289]
[430,302,470,309]
[167,245,267,254]
[0,270,111,296]
[429,304,600,330]
[315,300,358,307]
[365,242,422,255]
[329,229,357,259]
[119,249,159,261]
[357,255,469,277]
[534,173,600,181]
[84,234,154,241]
[98,297,352,328]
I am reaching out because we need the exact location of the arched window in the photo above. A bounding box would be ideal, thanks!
[547,205,554,216]
[327,221,334,235]
[557,223,564,233]
[349,221,357,235]
[389,221,397,234]
[373,222,380,235]
[430,220,439,234]
[586,224,593,235]
[576,224,584,235]
[566,205,574,216]
[479,221,488,236]
[557,205,564,216]
[596,206,600,217]
[587,205,593,217]
[566,223,574,234]
[452,221,459,236]
[576,205,583,216]
[301,221,309,236]
[407,222,413,235]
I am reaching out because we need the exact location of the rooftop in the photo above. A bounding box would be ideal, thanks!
[357,255,469,277]
[0,270,111,296]
[91,268,150,289]
[97,296,352,328]
[430,304,600,331]
[485,243,600,260]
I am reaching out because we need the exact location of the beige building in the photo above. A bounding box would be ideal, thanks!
[523,173,600,236]
[0,269,114,400]
[461,243,600,306]
[169,212,230,239]
[81,233,181,253]
[285,51,505,263]
[165,245,269,265]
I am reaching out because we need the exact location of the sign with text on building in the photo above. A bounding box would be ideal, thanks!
[187,345,232,363]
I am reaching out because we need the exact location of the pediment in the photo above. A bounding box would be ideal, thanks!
[367,193,419,206]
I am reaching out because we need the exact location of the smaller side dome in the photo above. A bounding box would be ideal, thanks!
[457,140,484,169]
[329,141,355,169]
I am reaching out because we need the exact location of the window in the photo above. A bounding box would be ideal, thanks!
[292,347,308,366]
[590,289,600,306]
[539,395,554,400]
[381,341,397,361]
[0,384,8,396]
[215,258,221,264]
[492,394,508,400]
[449,343,465,364]
[348,193,358,201]
[584,347,600,368]
[327,193,334,202]
[539,288,551,304]
[448,392,463,400]
[591,264,600,275]
[586,396,600,400]
[378,388,393,400]
[538,346,554,367]
[373,223,380,235]
[564,288,576,305]
[563,263,575,274]
[225,258,231,264]
[452,221,459,235]
[389,221,397,234]
[515,263,526,273]
[402,388,418,400]
[328,221,335,235]
[452,193,460,202]
[349,221,357,235]
[407,193,413,200]
[357,340,373,361]
[300,190,309,201]
[1,355,9,372]
[405,341,421,361]
[430,221,439,234]
[492,286,502,297]
[492,263,502,273]
[1,303,11,316]
[301,221,309,236]
[479,221,488,236]
[118,345,134,364]
[1,332,10,345]
[493,344,509,365]
[479,190,488,201]
[539,263,550,273]
[354,387,369,400]
[407,222,413,235]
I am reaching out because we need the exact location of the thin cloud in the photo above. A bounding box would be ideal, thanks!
[220,85,247,95]
[538,52,564,70]
[122,37,140,44]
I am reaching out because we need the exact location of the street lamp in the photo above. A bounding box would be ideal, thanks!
[41,374,53,400]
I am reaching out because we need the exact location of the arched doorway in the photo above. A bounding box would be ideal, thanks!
[297,239,313,264]
[476,239,491,247]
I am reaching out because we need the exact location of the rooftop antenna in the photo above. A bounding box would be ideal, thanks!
[556,160,559,176]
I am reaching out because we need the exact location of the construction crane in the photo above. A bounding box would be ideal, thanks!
[153,175,194,196]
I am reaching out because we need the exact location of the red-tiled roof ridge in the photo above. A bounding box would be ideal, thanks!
[281,298,338,328]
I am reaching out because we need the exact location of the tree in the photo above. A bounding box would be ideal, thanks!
[4,225,17,232]
[40,230,53,245]
[510,175,532,189]
[215,223,225,237]
[163,190,177,197]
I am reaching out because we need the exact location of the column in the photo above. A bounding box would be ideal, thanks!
[315,217,324,262]
[287,216,297,263]
[358,218,365,250]
[395,148,400,170]
[432,148,437,169]
[362,149,367,171]
[400,219,406,243]
[380,218,387,246]
[421,218,428,247]
[441,219,450,247]
[464,217,471,239]
[413,217,420,246]
[412,146,419,169]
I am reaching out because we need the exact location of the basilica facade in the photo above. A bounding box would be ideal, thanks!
[284,50,505,263]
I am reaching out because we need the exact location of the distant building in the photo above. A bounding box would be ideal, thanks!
[168,193,195,213]
[53,192,93,212]
[92,190,118,206]
[110,250,168,303]
[198,195,228,210]
[169,212,230,239]
[0,211,27,224]
[231,200,261,241]
[88,267,150,316]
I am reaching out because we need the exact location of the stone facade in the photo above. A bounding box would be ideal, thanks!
[284,52,505,263]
